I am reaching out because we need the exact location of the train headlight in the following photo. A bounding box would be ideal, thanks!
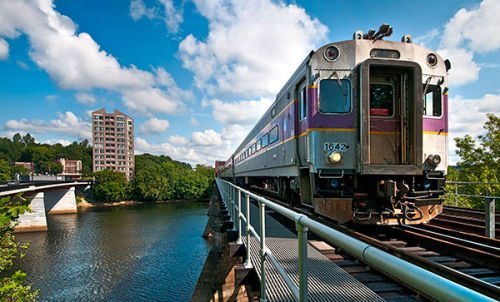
[426,154,441,169]
[431,154,441,165]
[324,46,340,61]
[427,53,438,67]
[328,152,342,164]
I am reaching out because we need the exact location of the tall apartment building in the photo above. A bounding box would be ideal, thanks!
[92,108,135,180]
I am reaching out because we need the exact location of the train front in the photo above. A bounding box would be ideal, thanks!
[307,26,449,225]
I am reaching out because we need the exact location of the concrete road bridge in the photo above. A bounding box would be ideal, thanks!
[0,181,91,232]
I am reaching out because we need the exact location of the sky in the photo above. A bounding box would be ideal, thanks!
[0,0,498,166]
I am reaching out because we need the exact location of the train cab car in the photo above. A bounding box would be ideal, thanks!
[222,25,449,225]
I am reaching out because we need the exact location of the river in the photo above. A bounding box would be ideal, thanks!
[15,201,210,302]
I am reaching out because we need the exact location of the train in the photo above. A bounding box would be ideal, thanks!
[218,24,450,225]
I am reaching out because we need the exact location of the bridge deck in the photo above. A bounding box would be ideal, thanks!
[243,203,384,301]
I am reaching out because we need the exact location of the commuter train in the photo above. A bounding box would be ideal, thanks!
[218,25,450,225]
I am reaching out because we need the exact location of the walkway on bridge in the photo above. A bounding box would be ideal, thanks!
[240,198,384,301]
[218,179,495,302]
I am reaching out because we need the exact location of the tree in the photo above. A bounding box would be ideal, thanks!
[449,114,499,208]
[21,134,35,146]
[12,134,22,144]
[0,160,10,181]
[0,195,38,301]
[93,170,129,202]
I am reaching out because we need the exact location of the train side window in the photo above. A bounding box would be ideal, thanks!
[424,85,442,117]
[262,133,269,147]
[370,83,394,116]
[319,79,351,113]
[257,139,262,151]
[299,82,307,120]
[269,125,279,144]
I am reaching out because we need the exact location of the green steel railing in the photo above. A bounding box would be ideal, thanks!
[446,181,498,238]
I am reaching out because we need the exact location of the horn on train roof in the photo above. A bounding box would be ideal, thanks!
[373,23,393,41]
[355,24,393,41]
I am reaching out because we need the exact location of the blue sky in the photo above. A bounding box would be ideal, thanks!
[0,0,498,165]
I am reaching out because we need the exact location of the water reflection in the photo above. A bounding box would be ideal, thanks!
[16,202,210,302]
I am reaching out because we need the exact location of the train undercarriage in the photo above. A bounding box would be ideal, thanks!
[237,171,445,225]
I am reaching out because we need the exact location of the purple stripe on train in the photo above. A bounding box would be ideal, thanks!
[423,94,448,133]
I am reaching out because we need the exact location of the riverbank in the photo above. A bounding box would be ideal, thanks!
[77,197,209,209]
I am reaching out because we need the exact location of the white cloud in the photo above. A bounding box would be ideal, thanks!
[191,129,222,146]
[168,135,188,145]
[438,0,500,87]
[75,92,96,105]
[159,0,183,34]
[179,0,328,98]
[136,132,231,166]
[129,0,183,34]
[441,0,500,53]
[437,48,480,86]
[130,0,156,21]
[4,111,91,140]
[449,94,499,140]
[139,117,170,134]
[0,38,8,59]
[448,93,500,164]
[220,123,253,146]
[121,87,185,115]
[0,0,189,115]
[208,98,273,125]
[201,97,273,152]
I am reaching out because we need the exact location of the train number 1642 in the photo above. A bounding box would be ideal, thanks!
[323,142,349,152]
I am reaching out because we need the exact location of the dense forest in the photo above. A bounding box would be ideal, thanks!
[0,133,93,180]
[0,133,214,202]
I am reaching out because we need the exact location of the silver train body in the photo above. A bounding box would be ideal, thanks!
[219,28,449,225]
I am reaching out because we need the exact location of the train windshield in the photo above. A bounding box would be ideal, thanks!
[319,79,351,113]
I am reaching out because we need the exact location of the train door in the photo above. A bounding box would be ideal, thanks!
[295,78,312,204]
[359,60,423,174]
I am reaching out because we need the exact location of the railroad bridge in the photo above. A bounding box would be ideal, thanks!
[0,181,91,232]
[211,179,499,302]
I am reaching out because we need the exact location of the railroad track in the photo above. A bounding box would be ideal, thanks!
[352,224,500,300]
[246,188,500,300]
[427,206,500,236]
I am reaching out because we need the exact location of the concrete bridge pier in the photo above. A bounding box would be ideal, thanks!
[15,187,78,233]
[15,192,48,233]
[45,187,78,214]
